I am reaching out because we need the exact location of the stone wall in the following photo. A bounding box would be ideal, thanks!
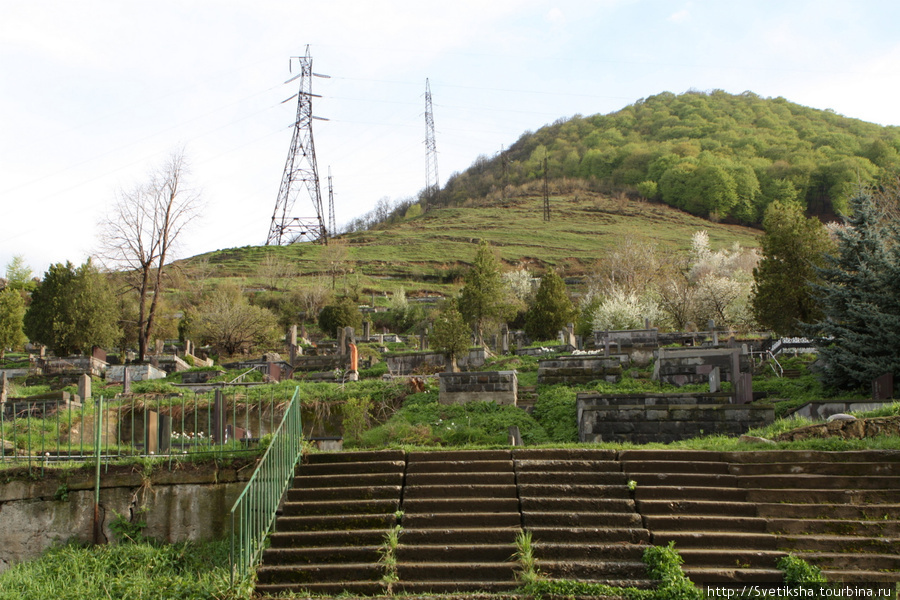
[438,371,517,406]
[0,463,251,573]
[537,355,624,385]
[653,347,750,386]
[593,328,659,349]
[386,349,486,375]
[577,392,774,444]
[106,364,168,383]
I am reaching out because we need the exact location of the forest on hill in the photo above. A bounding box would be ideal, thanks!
[433,90,900,225]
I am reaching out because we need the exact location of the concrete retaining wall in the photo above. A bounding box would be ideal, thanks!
[438,371,517,406]
[0,463,251,573]
[386,349,486,375]
[577,392,774,444]
[538,355,624,385]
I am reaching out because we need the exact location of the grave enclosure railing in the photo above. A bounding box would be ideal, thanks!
[0,388,292,469]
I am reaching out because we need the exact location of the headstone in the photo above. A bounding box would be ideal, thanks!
[290,344,298,365]
[491,334,498,352]
[0,372,7,404]
[501,324,510,354]
[289,325,297,347]
[735,372,753,404]
[185,339,193,356]
[419,331,427,351]
[644,318,651,329]
[565,323,576,348]
[155,339,164,355]
[122,367,131,394]
[604,333,610,357]
[78,373,91,401]
[145,411,159,453]
[338,327,347,355]
[873,373,894,400]
[508,426,522,446]
[709,366,721,393]
[158,414,172,453]
[363,320,371,341]
[268,362,281,382]
[91,346,106,362]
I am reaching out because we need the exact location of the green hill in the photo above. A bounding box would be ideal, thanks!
[437,90,900,225]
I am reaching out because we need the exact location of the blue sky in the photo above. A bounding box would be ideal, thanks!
[2,0,899,275]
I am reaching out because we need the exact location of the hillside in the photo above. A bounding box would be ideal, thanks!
[437,90,900,225]
[189,190,761,295]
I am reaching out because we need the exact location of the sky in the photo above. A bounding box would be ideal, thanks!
[2,0,900,277]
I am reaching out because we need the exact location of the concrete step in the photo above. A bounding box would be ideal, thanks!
[623,460,730,474]
[402,512,521,529]
[394,581,521,594]
[723,450,900,464]
[651,531,778,550]
[677,548,786,570]
[517,471,627,485]
[745,488,898,504]
[399,527,521,545]
[629,472,739,487]
[729,461,900,477]
[403,484,518,499]
[777,534,900,554]
[634,485,747,502]
[395,543,516,563]
[298,460,405,476]
[254,581,385,597]
[406,459,513,473]
[529,527,650,544]
[643,515,768,534]
[755,502,900,521]
[268,529,388,548]
[408,450,511,462]
[260,545,381,565]
[515,459,621,472]
[523,511,642,529]
[272,514,396,532]
[281,498,400,516]
[519,484,632,499]
[737,474,900,490]
[637,499,757,517]
[537,559,647,580]
[514,448,618,461]
[803,552,900,572]
[256,562,383,585]
[521,497,636,513]
[405,472,516,486]
[304,449,406,464]
[292,471,404,488]
[533,542,646,562]
[396,561,518,582]
[766,518,900,537]
[682,567,785,584]
[818,570,900,584]
[286,484,402,502]
[619,449,724,462]
[402,497,519,513]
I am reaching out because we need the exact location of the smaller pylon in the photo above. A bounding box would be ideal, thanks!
[424,78,439,208]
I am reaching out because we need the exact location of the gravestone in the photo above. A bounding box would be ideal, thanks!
[0,372,7,404]
[363,320,371,341]
[122,367,131,394]
[145,411,171,453]
[268,362,281,382]
[873,373,894,400]
[501,324,510,354]
[709,366,721,393]
[155,339,164,355]
[78,374,91,401]
[289,325,297,347]
[508,426,522,446]
[565,323,576,348]
[708,320,718,346]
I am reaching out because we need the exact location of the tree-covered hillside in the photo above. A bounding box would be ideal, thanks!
[438,90,900,224]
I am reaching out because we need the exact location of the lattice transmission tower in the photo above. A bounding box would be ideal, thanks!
[267,45,330,246]
[327,165,336,235]
[423,78,440,208]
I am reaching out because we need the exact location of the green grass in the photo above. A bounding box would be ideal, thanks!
[0,539,249,600]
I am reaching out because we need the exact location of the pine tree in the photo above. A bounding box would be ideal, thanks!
[525,270,575,341]
[807,193,900,390]
[431,300,471,372]
[752,201,834,335]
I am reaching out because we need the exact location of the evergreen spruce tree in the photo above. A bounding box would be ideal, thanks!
[431,300,471,372]
[525,270,575,341]
[459,240,511,344]
[0,287,27,359]
[807,193,900,389]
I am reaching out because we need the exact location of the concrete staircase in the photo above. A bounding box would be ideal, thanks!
[255,449,900,596]
[625,449,900,585]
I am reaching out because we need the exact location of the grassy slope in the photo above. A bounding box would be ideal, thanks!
[187,191,761,296]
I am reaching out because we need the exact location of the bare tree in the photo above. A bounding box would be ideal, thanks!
[98,151,201,361]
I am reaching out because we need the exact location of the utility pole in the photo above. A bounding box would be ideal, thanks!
[424,78,439,210]
[500,145,509,202]
[542,157,551,221]
[327,165,336,236]
[267,45,330,246]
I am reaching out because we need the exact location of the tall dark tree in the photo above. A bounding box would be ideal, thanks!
[24,260,120,356]
[752,201,834,335]
[525,270,576,341]
[806,193,900,389]
[0,287,27,359]
[430,300,471,372]
[458,240,512,344]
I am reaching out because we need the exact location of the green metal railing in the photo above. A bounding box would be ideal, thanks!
[230,386,304,585]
